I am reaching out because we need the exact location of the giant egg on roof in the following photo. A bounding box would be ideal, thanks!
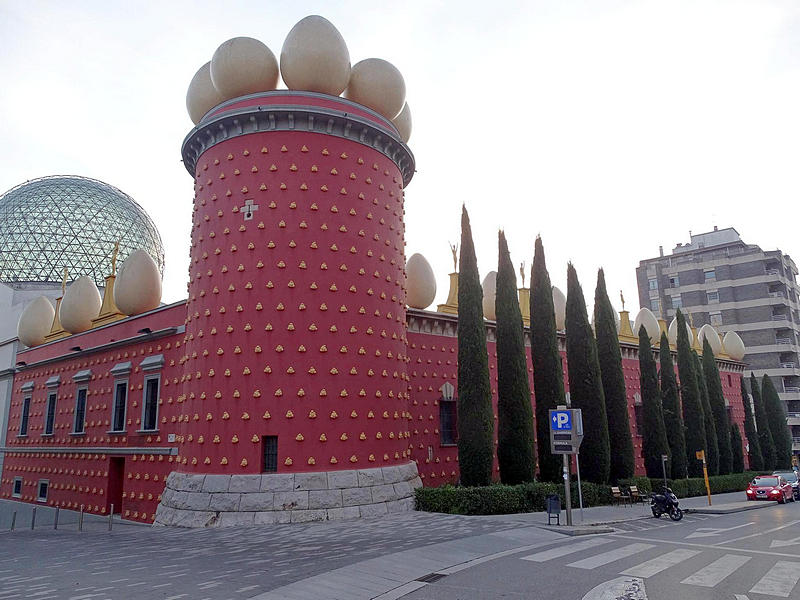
[633,307,660,342]
[667,316,693,345]
[187,62,226,125]
[405,253,436,310]
[280,15,351,96]
[723,331,746,361]
[115,249,162,316]
[482,272,498,321]
[345,58,406,120]
[392,103,412,143]
[59,276,102,334]
[17,296,55,347]
[698,323,722,355]
[210,37,279,100]
[552,286,566,330]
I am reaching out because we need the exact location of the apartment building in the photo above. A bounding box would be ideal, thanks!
[636,227,800,452]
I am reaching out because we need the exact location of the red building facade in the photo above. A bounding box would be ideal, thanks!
[0,92,748,526]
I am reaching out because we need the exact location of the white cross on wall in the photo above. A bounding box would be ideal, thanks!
[241,199,259,221]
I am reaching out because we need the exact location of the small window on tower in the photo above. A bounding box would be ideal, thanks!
[440,397,458,445]
[263,436,278,473]
[12,477,22,498]
[37,480,49,503]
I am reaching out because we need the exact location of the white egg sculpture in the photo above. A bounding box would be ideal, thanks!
[698,323,723,355]
[723,331,746,361]
[667,316,693,345]
[280,15,351,95]
[405,253,436,310]
[186,62,226,125]
[482,271,498,321]
[115,249,162,316]
[60,276,102,334]
[345,58,406,120]
[552,286,566,330]
[391,102,412,143]
[633,307,660,342]
[17,296,55,347]
[210,37,279,100]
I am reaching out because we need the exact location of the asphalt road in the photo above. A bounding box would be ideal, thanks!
[403,500,800,599]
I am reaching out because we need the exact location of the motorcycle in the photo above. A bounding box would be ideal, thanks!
[650,486,683,521]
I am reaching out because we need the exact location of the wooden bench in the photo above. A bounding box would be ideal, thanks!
[611,486,631,506]
[629,485,645,504]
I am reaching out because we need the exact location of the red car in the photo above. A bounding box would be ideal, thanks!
[746,475,795,503]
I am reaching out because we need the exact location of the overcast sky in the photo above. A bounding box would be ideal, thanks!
[2,0,799,316]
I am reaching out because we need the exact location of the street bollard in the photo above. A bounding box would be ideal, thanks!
[79,505,84,532]
[108,505,114,532]
[31,506,36,530]
[10,511,16,531]
[54,507,59,530]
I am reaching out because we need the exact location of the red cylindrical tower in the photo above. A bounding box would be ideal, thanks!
[156,92,420,526]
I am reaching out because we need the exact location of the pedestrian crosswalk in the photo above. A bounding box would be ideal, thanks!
[680,554,750,587]
[520,538,800,597]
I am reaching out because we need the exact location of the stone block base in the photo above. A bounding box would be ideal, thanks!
[153,462,421,528]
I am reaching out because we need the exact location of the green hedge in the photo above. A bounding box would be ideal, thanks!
[415,472,766,515]
[415,481,611,515]
[650,471,765,499]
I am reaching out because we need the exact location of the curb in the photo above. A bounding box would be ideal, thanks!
[684,501,778,515]
[538,524,616,536]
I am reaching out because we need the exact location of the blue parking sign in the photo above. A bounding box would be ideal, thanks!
[551,410,572,431]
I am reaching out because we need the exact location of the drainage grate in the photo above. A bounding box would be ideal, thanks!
[416,573,448,583]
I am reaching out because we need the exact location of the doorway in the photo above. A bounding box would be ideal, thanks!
[107,457,124,514]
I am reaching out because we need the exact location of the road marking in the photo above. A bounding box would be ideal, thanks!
[581,576,647,600]
[608,533,800,560]
[771,533,800,548]
[680,554,751,587]
[621,548,701,578]
[715,519,800,545]
[520,538,614,562]
[749,561,800,597]
[567,543,655,570]
[685,522,753,539]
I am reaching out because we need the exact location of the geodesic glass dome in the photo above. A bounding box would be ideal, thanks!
[0,175,164,290]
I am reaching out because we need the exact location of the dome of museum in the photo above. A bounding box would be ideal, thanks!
[0,176,164,289]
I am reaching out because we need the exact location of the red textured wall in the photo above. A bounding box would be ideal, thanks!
[176,129,411,474]
[0,303,186,522]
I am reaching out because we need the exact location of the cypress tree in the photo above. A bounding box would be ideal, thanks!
[593,268,635,482]
[751,373,776,471]
[495,231,535,484]
[731,424,745,473]
[660,332,687,479]
[456,206,494,486]
[675,309,706,478]
[639,326,670,478]
[565,263,610,484]
[695,352,719,476]
[740,376,763,471]
[702,339,732,475]
[530,236,566,483]
[762,374,792,469]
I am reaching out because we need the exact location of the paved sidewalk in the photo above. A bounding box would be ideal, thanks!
[0,499,144,532]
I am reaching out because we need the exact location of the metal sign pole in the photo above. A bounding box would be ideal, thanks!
[575,452,584,523]
[563,454,572,526]
[661,454,668,490]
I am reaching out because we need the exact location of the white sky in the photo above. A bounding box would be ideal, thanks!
[2,0,799,315]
